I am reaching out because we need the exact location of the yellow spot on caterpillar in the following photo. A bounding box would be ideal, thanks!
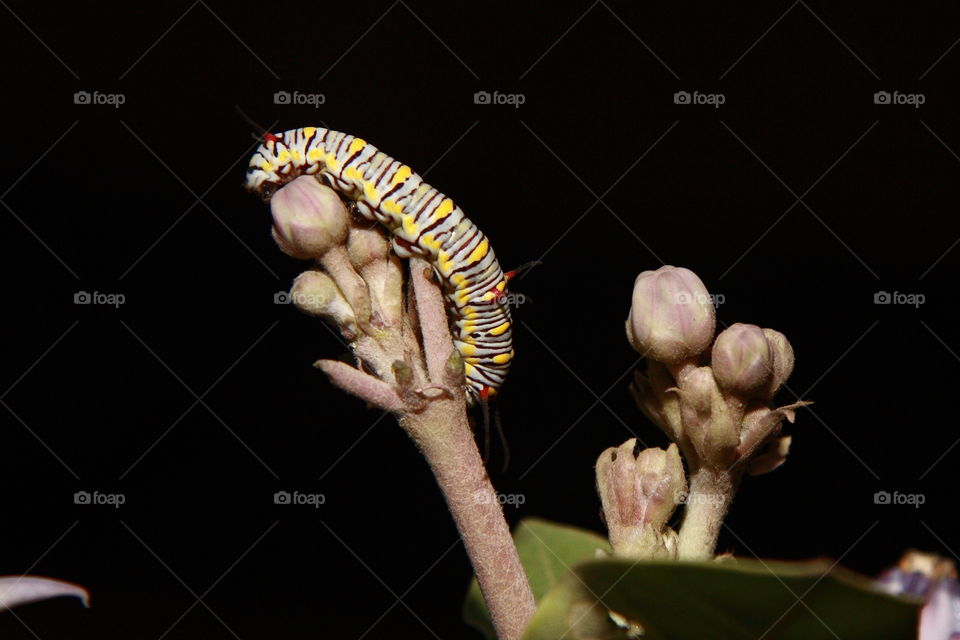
[421,234,441,251]
[496,280,506,292]
[489,322,510,336]
[349,138,366,154]
[467,238,489,263]
[325,155,339,171]
[465,363,478,377]
[307,148,324,163]
[452,273,466,286]
[392,165,412,185]
[432,198,454,221]
[463,322,476,333]
[382,199,404,215]
[461,343,477,356]
[438,250,454,273]
[344,167,364,181]
[463,307,476,317]
[492,352,512,365]
[276,149,290,164]
[456,290,470,305]
[363,181,380,202]
[302,127,316,138]
[402,215,419,236]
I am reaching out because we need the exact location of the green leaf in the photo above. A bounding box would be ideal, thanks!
[463,517,611,639]
[520,557,922,640]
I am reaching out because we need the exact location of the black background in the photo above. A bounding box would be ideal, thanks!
[2,1,958,637]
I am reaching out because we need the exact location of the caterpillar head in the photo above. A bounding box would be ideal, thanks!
[245,133,289,202]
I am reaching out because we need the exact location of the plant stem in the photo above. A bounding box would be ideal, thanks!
[403,399,536,640]
[677,468,738,560]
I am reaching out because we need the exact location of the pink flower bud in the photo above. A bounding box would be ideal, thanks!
[626,266,716,364]
[711,323,773,397]
[270,176,349,259]
[759,328,794,399]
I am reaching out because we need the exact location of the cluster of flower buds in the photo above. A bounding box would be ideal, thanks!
[595,439,686,558]
[625,266,807,474]
[268,176,461,414]
[877,550,960,640]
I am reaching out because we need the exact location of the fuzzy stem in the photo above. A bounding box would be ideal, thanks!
[677,468,738,560]
[402,399,536,640]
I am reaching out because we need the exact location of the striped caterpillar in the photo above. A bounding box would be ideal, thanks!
[244,127,515,406]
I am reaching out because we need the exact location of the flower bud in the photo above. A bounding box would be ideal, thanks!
[759,328,794,400]
[290,270,357,338]
[347,226,390,270]
[596,440,686,558]
[677,366,740,466]
[711,323,773,397]
[626,266,716,364]
[270,176,349,259]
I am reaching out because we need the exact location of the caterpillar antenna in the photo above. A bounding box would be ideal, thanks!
[235,105,270,142]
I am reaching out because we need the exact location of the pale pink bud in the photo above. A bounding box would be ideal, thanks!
[626,266,716,364]
[270,176,349,259]
[760,328,795,399]
[711,323,773,397]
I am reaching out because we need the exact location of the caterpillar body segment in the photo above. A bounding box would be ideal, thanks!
[245,127,514,405]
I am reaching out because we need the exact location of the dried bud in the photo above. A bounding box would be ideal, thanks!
[270,176,349,259]
[626,266,716,364]
[746,436,791,475]
[711,323,773,397]
[677,366,740,466]
[290,270,357,338]
[759,328,794,399]
[629,363,683,444]
[596,440,686,558]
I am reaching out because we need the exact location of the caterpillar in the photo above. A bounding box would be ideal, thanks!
[244,127,514,406]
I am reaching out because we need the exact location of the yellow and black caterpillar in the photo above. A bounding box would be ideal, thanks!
[245,127,514,406]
